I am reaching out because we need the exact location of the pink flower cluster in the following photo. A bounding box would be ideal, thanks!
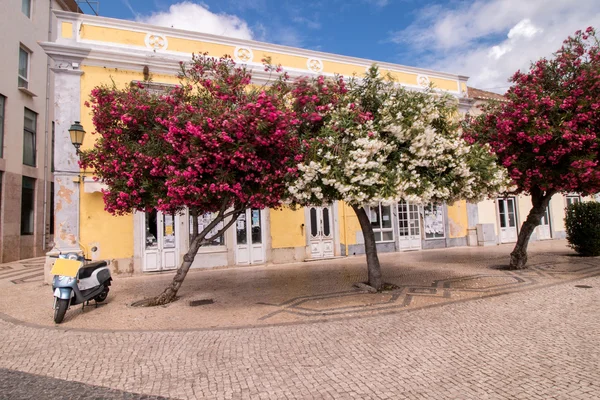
[82,54,307,215]
[464,27,600,196]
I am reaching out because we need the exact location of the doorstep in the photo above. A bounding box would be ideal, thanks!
[303,256,348,262]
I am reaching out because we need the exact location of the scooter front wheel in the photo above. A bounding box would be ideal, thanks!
[54,298,69,324]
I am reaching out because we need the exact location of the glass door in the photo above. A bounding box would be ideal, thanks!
[143,210,179,271]
[398,201,421,250]
[161,213,177,270]
[498,198,517,243]
[235,208,265,265]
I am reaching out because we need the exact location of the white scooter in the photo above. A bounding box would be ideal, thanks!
[50,251,111,323]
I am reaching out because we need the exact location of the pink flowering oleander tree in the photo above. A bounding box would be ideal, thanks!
[81,55,303,305]
[463,27,600,269]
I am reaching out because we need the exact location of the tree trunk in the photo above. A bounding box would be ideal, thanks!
[150,236,204,306]
[508,189,555,270]
[150,207,242,306]
[352,204,383,291]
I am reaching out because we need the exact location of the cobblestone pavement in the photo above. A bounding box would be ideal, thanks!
[1,242,599,399]
[1,241,599,330]
[0,257,45,288]
[0,368,168,399]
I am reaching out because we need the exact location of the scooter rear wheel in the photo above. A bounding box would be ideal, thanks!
[94,286,109,303]
[54,298,69,324]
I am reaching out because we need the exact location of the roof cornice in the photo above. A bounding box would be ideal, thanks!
[52,10,468,82]
[41,41,464,98]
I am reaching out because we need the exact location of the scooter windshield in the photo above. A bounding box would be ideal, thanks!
[51,259,82,278]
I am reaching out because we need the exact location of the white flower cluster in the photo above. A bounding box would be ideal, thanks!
[287,85,511,207]
[288,127,394,204]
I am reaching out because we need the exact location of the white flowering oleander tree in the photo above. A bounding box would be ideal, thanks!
[287,66,511,290]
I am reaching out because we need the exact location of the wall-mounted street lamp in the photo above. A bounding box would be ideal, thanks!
[66,120,95,256]
[68,120,86,154]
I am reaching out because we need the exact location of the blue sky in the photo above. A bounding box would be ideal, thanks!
[93,0,600,92]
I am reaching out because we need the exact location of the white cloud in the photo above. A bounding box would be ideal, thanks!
[136,1,254,40]
[390,0,600,91]
[488,19,543,60]
[507,19,542,39]
[135,2,306,48]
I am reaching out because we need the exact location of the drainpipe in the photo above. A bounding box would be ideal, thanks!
[42,1,54,251]
[342,201,348,256]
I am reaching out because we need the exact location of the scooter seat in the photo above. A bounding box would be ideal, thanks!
[78,261,108,279]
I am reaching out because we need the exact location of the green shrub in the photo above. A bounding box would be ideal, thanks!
[565,201,600,256]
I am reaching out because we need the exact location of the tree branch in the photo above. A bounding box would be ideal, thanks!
[221,207,242,220]
[202,208,245,244]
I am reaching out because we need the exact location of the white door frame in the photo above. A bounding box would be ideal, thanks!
[306,204,335,259]
[497,197,518,243]
[234,208,266,265]
[138,210,181,272]
[397,200,422,250]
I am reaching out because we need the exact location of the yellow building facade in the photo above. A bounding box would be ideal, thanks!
[42,11,588,278]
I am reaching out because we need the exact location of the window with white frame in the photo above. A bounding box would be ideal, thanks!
[18,46,30,89]
[22,0,32,18]
[190,212,225,247]
[23,108,36,166]
[368,203,394,242]
[423,203,445,239]
[566,195,581,207]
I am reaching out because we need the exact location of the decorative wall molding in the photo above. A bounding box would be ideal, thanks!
[83,177,108,194]
[130,80,178,94]
[145,33,168,51]
[306,58,323,73]
[234,46,253,63]
[417,74,430,87]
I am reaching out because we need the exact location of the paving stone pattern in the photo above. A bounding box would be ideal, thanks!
[0,257,45,287]
[1,274,600,399]
[0,368,169,399]
[2,241,599,331]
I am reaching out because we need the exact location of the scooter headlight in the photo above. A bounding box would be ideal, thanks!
[58,252,81,261]
[58,276,75,285]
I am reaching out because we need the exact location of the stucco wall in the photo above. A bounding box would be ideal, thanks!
[270,208,305,249]
[79,191,133,259]
[339,202,361,249]
[447,200,468,238]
